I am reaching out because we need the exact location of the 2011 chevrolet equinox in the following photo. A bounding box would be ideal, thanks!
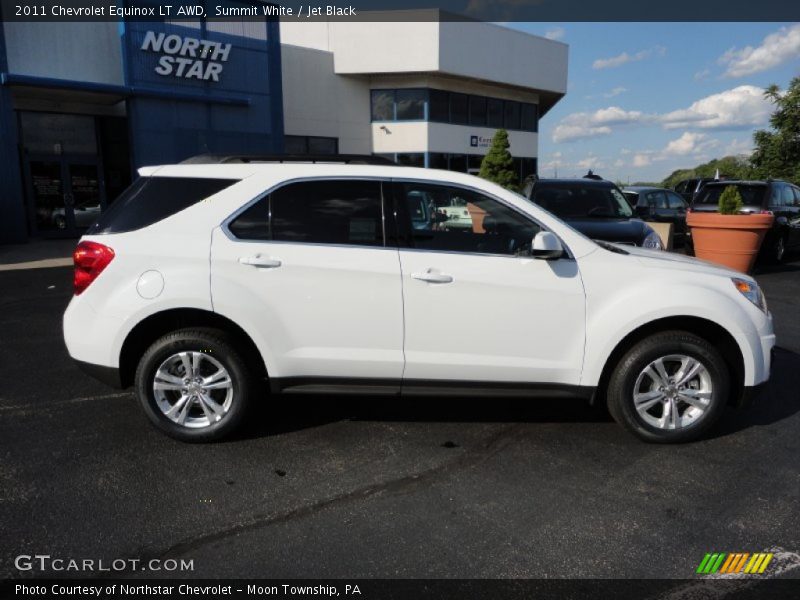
[63,156,775,443]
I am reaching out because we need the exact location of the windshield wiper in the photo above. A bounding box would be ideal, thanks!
[595,240,630,255]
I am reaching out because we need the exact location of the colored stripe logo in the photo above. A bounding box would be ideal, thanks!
[696,552,774,574]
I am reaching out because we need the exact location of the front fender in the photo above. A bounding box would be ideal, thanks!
[581,283,764,388]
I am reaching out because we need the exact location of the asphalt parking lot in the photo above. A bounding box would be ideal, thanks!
[1,257,799,583]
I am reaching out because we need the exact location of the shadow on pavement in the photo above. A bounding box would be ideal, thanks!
[237,348,800,442]
[713,346,800,437]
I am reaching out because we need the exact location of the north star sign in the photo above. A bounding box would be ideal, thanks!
[140,31,231,82]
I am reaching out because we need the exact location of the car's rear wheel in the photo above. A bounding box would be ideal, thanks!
[134,328,255,442]
[606,331,729,443]
[769,233,787,264]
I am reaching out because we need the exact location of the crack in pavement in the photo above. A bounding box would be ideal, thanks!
[0,392,132,414]
[133,423,525,565]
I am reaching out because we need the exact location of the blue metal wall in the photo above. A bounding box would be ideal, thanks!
[0,14,28,243]
[122,1,284,169]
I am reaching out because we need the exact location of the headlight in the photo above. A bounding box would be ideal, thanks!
[642,230,663,250]
[732,278,768,313]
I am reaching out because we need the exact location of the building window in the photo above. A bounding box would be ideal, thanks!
[429,90,450,122]
[449,93,469,125]
[428,153,449,169]
[395,89,426,120]
[369,88,539,133]
[504,101,521,130]
[284,135,339,155]
[520,103,538,132]
[396,153,425,167]
[521,157,537,180]
[448,154,468,173]
[487,98,504,128]
[469,96,487,126]
[371,90,395,121]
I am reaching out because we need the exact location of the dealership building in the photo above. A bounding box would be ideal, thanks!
[0,6,567,243]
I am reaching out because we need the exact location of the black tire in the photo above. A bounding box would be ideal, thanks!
[134,328,255,442]
[606,331,730,443]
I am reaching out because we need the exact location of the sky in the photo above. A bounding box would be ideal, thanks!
[507,22,800,184]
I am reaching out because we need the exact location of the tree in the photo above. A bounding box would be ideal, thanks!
[750,77,800,183]
[660,155,754,189]
[479,129,519,191]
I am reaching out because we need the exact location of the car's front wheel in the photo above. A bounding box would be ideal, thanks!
[606,331,730,443]
[134,328,255,442]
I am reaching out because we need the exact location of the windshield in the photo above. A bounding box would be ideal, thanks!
[693,184,766,207]
[532,184,633,219]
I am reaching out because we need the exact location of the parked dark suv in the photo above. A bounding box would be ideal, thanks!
[691,180,800,263]
[523,178,664,249]
[623,186,691,249]
[675,178,716,203]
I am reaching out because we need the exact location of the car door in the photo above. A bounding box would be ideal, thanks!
[790,186,800,247]
[210,178,404,393]
[666,191,688,246]
[393,180,586,390]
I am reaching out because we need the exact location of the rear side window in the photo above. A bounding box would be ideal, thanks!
[644,191,667,209]
[694,184,766,207]
[89,177,237,234]
[228,180,384,247]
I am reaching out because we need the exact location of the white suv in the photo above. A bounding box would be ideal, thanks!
[63,156,775,443]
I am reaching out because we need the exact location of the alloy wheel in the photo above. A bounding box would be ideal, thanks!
[152,351,234,428]
[632,354,713,430]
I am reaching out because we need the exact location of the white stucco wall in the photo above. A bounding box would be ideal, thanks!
[280,44,371,154]
[372,122,537,158]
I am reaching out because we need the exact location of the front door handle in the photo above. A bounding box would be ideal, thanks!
[411,269,453,284]
[239,255,282,268]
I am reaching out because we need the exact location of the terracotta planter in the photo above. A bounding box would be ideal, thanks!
[686,211,774,273]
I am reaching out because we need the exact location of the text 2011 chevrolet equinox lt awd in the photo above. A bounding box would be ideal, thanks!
[63,156,775,443]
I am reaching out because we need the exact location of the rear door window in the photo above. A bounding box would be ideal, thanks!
[667,192,686,209]
[89,176,238,234]
[228,180,385,247]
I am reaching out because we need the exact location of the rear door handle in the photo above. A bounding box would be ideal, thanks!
[411,270,453,284]
[239,255,282,268]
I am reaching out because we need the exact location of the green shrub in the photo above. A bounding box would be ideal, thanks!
[718,186,744,215]
[478,129,519,191]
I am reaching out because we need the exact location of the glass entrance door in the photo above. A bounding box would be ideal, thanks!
[25,157,106,237]
[67,163,103,233]
[28,160,67,234]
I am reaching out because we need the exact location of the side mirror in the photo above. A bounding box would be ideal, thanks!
[531,231,563,260]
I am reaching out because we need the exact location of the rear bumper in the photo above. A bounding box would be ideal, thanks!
[74,359,124,389]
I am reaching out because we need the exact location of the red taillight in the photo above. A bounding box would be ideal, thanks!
[73,241,115,295]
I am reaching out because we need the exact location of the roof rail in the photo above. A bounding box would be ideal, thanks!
[180,154,396,166]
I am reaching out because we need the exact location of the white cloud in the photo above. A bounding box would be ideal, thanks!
[603,86,627,98]
[724,138,754,156]
[592,45,666,70]
[632,154,652,167]
[719,24,800,78]
[544,27,565,41]
[552,86,772,146]
[552,106,646,143]
[660,85,772,130]
[694,69,710,81]
[662,132,718,156]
